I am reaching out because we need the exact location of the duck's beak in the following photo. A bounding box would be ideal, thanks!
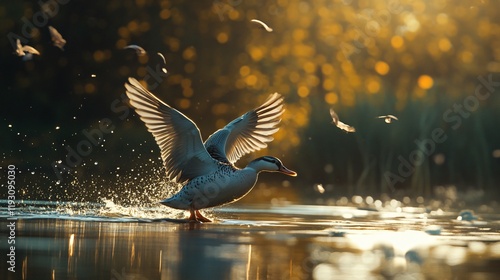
[279,165,297,177]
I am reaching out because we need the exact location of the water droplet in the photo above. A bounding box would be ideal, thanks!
[314,184,325,194]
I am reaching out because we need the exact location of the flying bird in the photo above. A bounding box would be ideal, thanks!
[125,78,296,222]
[329,108,355,133]
[123,45,146,56]
[48,26,66,50]
[250,19,273,32]
[377,115,398,123]
[14,39,40,60]
[157,52,166,64]
[157,52,168,74]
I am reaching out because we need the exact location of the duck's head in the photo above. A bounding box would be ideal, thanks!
[250,156,297,176]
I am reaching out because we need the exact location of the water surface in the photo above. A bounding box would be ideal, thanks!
[1,200,500,280]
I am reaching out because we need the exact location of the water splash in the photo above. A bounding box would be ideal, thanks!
[0,198,186,222]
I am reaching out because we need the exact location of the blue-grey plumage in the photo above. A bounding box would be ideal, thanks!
[160,156,296,210]
[125,78,296,222]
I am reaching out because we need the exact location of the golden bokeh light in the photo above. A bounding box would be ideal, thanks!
[182,47,197,61]
[297,86,309,98]
[249,47,264,61]
[177,98,191,109]
[324,92,339,105]
[127,20,139,33]
[438,38,452,52]
[216,32,229,44]
[93,50,105,62]
[460,51,474,63]
[374,61,390,75]
[159,9,171,20]
[228,9,240,20]
[323,79,335,91]
[303,62,315,73]
[436,13,449,25]
[366,79,381,94]
[418,75,434,89]
[245,75,257,86]
[391,36,404,49]
[239,66,250,77]
[321,64,334,75]
[84,83,95,94]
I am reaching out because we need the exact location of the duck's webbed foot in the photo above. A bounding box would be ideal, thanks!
[188,209,212,223]
[195,210,212,222]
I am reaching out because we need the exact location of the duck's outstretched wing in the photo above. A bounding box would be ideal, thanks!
[125,78,218,184]
[204,92,284,164]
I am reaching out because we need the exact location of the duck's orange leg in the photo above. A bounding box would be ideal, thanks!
[188,209,197,221]
[195,210,212,222]
[188,209,211,222]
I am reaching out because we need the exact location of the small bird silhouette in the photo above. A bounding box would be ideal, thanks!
[157,52,168,73]
[123,45,146,56]
[250,19,273,32]
[14,39,40,60]
[329,108,355,133]
[48,26,66,50]
[377,115,398,124]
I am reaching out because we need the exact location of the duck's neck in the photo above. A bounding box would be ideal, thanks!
[246,158,270,174]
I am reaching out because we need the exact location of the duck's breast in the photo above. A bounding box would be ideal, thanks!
[191,168,258,209]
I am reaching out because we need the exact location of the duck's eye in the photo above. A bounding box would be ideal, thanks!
[262,157,276,164]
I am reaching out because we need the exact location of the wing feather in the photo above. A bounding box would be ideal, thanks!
[204,92,284,164]
[125,78,218,184]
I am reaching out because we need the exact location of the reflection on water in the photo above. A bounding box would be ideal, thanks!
[1,201,500,279]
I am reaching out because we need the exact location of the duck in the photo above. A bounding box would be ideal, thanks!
[124,78,297,222]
